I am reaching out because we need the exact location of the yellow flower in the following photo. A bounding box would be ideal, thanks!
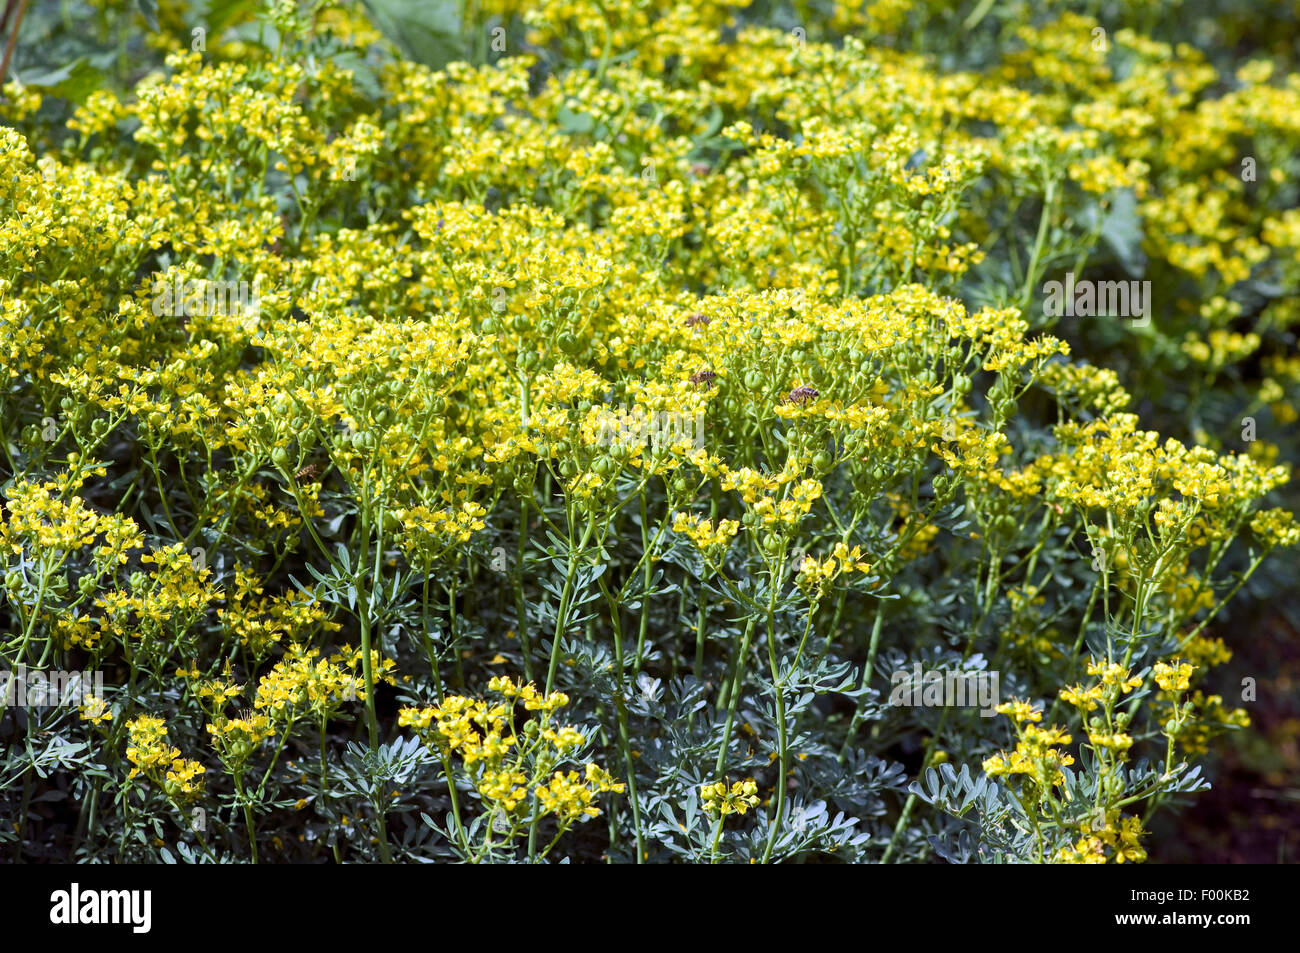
[701,778,760,817]
[79,694,113,726]
[1060,683,1104,712]
[995,700,1043,724]
[1152,660,1194,693]
[534,767,623,823]
[1085,660,1143,694]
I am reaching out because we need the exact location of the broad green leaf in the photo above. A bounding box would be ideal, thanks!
[1099,187,1147,278]
[557,104,596,134]
[360,0,463,70]
[203,0,259,35]
[20,57,105,104]
[137,0,159,32]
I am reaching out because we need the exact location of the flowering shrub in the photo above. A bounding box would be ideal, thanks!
[1,0,1297,863]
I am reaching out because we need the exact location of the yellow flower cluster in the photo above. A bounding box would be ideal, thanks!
[983,701,1075,791]
[536,765,626,822]
[1056,810,1147,865]
[1061,659,1144,719]
[253,643,387,719]
[1085,660,1144,695]
[1,475,102,553]
[1152,660,1194,693]
[400,676,623,834]
[125,715,206,801]
[672,512,740,557]
[701,778,761,817]
[78,694,113,726]
[3,0,1296,865]
[796,542,872,599]
[218,566,342,658]
[207,711,277,770]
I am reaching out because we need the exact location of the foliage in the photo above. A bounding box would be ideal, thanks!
[1,0,1297,863]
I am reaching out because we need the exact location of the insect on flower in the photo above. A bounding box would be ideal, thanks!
[783,385,819,406]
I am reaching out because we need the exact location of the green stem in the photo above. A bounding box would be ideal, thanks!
[355,505,392,864]
[839,607,886,762]
[713,616,758,779]
[543,515,596,694]
[1019,178,1057,313]
[599,574,645,863]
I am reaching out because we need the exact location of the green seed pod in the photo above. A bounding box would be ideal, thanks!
[512,470,535,496]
